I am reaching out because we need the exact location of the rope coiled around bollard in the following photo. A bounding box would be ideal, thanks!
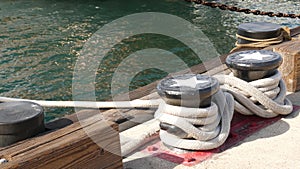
[230,27,291,52]
[155,90,235,150]
[214,71,293,118]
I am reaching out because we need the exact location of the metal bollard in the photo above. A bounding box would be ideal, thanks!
[226,50,282,81]
[237,22,282,45]
[157,74,219,150]
[0,102,45,147]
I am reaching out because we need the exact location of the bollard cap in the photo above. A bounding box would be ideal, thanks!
[237,22,282,40]
[226,50,282,81]
[0,101,45,146]
[157,74,219,107]
[226,50,282,71]
[0,102,43,125]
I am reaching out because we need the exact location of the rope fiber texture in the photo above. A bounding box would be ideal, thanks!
[155,90,235,150]
[214,71,293,118]
[0,97,161,108]
[120,118,160,156]
[231,27,291,52]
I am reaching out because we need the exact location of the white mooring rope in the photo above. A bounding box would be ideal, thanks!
[214,71,293,118]
[0,159,8,164]
[0,97,161,108]
[120,118,160,156]
[154,90,235,150]
[121,90,234,155]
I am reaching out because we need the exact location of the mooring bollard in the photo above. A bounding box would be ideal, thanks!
[214,49,293,118]
[237,22,282,44]
[157,74,219,140]
[226,50,282,81]
[231,22,289,52]
[0,102,45,147]
[155,74,234,151]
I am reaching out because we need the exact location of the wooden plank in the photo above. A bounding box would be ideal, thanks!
[114,54,228,101]
[203,64,230,75]
[0,117,123,169]
[45,108,133,131]
[273,40,300,92]
[290,26,300,37]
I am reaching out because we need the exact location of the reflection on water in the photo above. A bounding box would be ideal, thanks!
[0,0,299,121]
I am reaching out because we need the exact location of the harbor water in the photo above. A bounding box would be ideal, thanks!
[0,0,299,121]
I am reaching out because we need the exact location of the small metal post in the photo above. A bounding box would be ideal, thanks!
[156,74,220,151]
[226,50,282,81]
[0,102,45,147]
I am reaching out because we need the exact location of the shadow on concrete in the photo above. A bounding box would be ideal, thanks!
[284,105,300,119]
[123,117,291,168]
[230,119,290,148]
[123,155,178,169]
[286,92,300,119]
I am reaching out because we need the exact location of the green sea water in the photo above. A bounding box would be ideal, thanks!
[0,0,299,121]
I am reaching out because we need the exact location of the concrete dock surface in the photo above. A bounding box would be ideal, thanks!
[124,91,300,169]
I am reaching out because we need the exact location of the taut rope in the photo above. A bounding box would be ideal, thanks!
[0,97,161,108]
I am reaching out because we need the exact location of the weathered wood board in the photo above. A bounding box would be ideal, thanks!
[0,116,123,169]
[272,40,300,92]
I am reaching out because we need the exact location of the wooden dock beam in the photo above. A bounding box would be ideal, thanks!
[273,40,300,92]
[0,115,123,169]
